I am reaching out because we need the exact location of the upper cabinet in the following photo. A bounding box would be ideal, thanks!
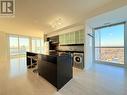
[79,30,84,44]
[69,32,75,44]
[59,29,84,45]
[59,34,65,44]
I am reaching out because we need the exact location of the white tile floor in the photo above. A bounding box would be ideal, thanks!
[0,58,127,95]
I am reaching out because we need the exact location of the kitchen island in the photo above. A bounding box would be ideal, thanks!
[27,52,73,90]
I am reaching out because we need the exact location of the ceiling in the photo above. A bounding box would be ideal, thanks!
[0,0,126,35]
[87,5,127,28]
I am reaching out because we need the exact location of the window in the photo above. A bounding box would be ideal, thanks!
[94,23,124,64]
[9,35,43,59]
[32,38,43,53]
[9,36,19,58]
[9,36,30,59]
[19,37,29,57]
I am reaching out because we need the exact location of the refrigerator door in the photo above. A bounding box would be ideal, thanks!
[44,42,49,55]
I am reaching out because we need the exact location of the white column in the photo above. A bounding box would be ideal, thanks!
[124,22,127,67]
[0,32,9,63]
[84,24,93,70]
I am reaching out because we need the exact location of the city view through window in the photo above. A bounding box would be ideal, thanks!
[94,24,124,64]
[9,36,30,59]
[9,36,43,59]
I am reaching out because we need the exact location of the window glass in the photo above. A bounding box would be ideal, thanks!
[94,24,124,64]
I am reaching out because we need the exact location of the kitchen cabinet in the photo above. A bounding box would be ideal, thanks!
[75,31,80,44]
[69,32,75,44]
[59,34,65,45]
[27,52,72,90]
[62,34,64,44]
[75,30,84,44]
[79,30,84,44]
[59,34,62,44]
[59,29,84,45]
[65,33,69,44]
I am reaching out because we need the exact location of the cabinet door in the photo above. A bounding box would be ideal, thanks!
[59,30,84,45]
[70,32,75,44]
[72,32,75,44]
[68,32,70,44]
[66,33,69,44]
[60,34,65,45]
[79,30,84,44]
[64,34,67,44]
[62,34,65,45]
[75,31,80,44]
[69,32,73,44]
[59,35,62,45]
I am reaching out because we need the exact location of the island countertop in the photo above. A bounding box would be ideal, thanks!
[26,52,73,90]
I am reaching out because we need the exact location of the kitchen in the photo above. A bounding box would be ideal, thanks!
[0,0,127,95]
[46,29,84,70]
[26,28,84,90]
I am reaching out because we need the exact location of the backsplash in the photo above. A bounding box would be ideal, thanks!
[58,45,84,51]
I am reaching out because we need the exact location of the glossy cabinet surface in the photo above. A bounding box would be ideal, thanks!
[27,52,72,90]
[59,29,84,45]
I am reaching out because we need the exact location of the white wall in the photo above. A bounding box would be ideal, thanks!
[0,27,44,38]
[84,24,93,70]
[125,22,127,67]
[87,6,127,29]
[0,32,9,63]
[47,25,84,37]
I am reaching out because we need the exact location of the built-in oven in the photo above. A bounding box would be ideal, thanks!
[47,36,59,55]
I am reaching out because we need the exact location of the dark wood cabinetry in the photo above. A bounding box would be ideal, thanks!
[47,36,59,50]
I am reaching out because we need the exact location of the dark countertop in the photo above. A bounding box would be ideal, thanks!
[27,51,58,56]
[26,52,73,90]
[57,50,84,53]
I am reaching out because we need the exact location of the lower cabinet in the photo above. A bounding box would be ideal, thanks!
[38,53,73,90]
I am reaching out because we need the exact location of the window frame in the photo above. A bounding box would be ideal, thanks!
[31,38,43,53]
[93,22,125,67]
[9,34,43,59]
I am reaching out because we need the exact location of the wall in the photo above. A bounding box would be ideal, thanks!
[87,6,127,28]
[84,24,93,70]
[47,24,84,37]
[0,32,9,63]
[125,22,127,67]
[0,26,44,38]
[58,45,84,51]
